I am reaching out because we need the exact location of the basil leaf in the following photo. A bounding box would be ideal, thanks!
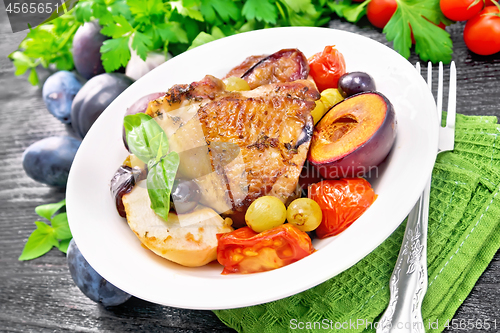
[35,199,66,221]
[52,212,73,240]
[147,152,180,221]
[19,222,59,261]
[57,239,71,253]
[124,113,170,163]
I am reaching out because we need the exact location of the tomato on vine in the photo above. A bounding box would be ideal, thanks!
[440,0,484,21]
[463,4,500,55]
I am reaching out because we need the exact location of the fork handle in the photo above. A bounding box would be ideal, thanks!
[377,178,430,333]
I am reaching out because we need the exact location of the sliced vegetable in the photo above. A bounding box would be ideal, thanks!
[308,178,376,238]
[245,196,287,233]
[216,224,314,274]
[308,45,346,92]
[286,198,323,232]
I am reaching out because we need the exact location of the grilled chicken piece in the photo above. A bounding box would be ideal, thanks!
[146,75,319,227]
[223,48,310,89]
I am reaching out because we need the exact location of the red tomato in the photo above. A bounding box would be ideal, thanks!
[308,178,376,239]
[464,6,500,55]
[485,0,495,5]
[367,0,398,29]
[308,45,346,92]
[216,224,314,274]
[440,0,484,21]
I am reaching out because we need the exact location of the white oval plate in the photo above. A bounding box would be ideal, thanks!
[66,27,438,310]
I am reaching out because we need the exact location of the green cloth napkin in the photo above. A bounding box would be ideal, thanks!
[214,113,500,333]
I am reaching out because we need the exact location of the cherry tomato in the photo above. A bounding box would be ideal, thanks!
[308,45,346,92]
[464,6,500,55]
[367,0,398,29]
[485,0,495,6]
[440,0,484,21]
[308,178,376,239]
[216,224,314,274]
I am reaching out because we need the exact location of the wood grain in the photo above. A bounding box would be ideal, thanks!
[0,8,499,333]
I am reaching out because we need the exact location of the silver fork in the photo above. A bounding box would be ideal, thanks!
[377,61,457,333]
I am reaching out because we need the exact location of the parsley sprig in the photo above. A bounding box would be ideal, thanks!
[11,0,455,85]
[19,199,72,260]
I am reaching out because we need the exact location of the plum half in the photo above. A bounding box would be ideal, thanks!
[308,92,397,178]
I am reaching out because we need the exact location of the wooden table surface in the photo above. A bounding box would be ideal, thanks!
[1,6,499,333]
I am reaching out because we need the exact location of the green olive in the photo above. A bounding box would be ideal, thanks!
[245,196,287,233]
[286,198,322,232]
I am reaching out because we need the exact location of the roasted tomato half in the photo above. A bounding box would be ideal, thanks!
[308,45,346,92]
[216,224,314,274]
[308,178,376,238]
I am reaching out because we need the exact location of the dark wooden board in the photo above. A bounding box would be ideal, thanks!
[1,6,499,333]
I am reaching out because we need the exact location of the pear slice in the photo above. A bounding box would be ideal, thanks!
[122,181,233,267]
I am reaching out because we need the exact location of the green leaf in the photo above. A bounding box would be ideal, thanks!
[100,37,131,72]
[343,1,369,23]
[101,15,134,38]
[188,31,215,50]
[242,0,277,24]
[28,69,39,86]
[147,152,180,221]
[384,0,453,63]
[91,1,115,25]
[131,31,153,60]
[170,0,205,21]
[35,199,66,221]
[74,1,93,22]
[156,22,189,44]
[124,113,170,163]
[200,0,240,23]
[19,222,59,261]
[52,212,72,240]
[10,51,34,75]
[57,238,71,253]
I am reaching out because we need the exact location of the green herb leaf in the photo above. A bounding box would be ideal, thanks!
[57,239,71,253]
[170,0,205,21]
[384,0,453,63]
[124,113,170,163]
[200,0,240,23]
[343,1,369,23]
[147,152,180,221]
[100,37,131,72]
[28,69,39,86]
[242,0,277,24]
[52,212,73,240]
[19,222,59,261]
[156,22,189,44]
[101,15,134,38]
[35,199,66,221]
[131,31,153,60]
[74,1,93,22]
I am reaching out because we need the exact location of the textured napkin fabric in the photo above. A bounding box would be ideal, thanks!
[214,113,500,333]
